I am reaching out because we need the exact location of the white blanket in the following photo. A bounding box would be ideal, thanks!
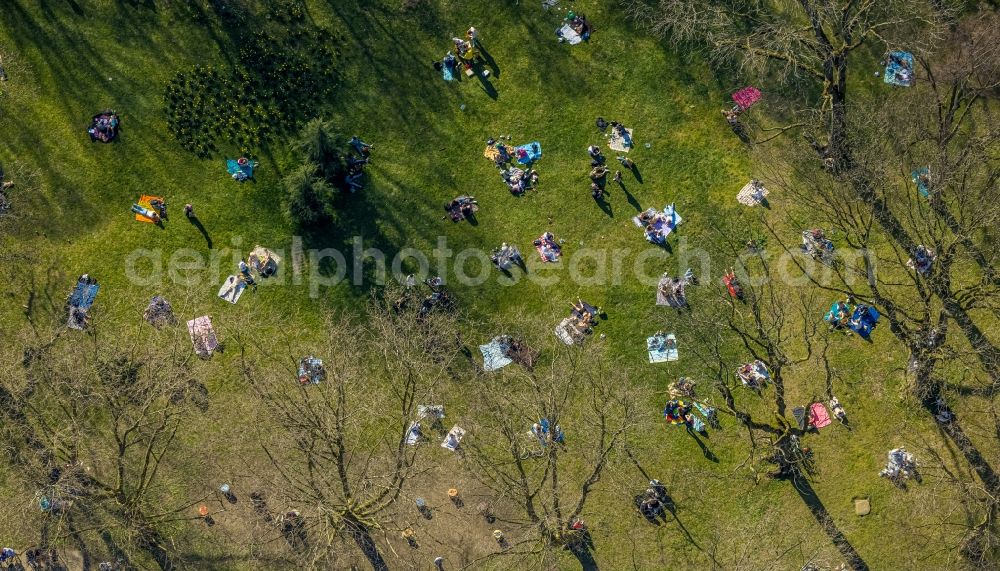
[442,426,466,451]
[559,24,582,45]
[736,181,769,206]
[217,275,246,304]
[608,127,634,152]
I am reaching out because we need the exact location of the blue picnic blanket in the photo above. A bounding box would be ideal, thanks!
[69,281,99,310]
[647,334,678,363]
[911,167,930,198]
[479,337,513,371]
[644,204,682,244]
[514,142,542,165]
[226,159,254,181]
[848,305,880,339]
[884,51,914,87]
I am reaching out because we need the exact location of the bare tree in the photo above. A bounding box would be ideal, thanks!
[237,293,463,570]
[461,333,642,570]
[0,322,210,570]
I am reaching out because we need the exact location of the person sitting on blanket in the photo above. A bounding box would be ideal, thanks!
[639,496,664,522]
[349,136,372,156]
[569,14,590,35]
[238,261,257,289]
[738,363,765,390]
[889,53,909,69]
[452,38,476,61]
[830,397,847,423]
[445,196,478,221]
[828,301,850,330]
[149,198,167,220]
[444,52,457,70]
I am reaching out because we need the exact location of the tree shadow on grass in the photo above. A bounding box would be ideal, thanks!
[793,476,870,571]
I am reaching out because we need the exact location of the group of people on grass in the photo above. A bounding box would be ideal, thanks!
[587,142,633,199]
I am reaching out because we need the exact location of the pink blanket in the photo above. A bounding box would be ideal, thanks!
[732,86,762,110]
[809,402,832,428]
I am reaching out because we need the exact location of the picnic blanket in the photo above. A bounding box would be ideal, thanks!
[663,399,691,425]
[187,316,219,357]
[217,275,247,304]
[644,204,683,243]
[736,181,769,206]
[484,143,513,162]
[848,305,880,339]
[558,23,583,45]
[884,51,914,87]
[513,142,542,164]
[647,333,678,363]
[534,233,561,262]
[418,404,445,420]
[248,246,281,277]
[297,356,325,384]
[134,195,163,223]
[854,497,871,516]
[226,158,255,181]
[143,295,175,328]
[801,229,834,259]
[737,360,770,388]
[555,317,585,345]
[809,402,832,429]
[406,421,422,445]
[608,127,634,153]
[792,406,808,430]
[911,166,930,198]
[732,86,762,110]
[693,401,718,428]
[68,281,99,310]
[479,337,513,371]
[442,425,466,451]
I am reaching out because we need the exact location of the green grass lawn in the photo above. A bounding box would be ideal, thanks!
[0,1,977,569]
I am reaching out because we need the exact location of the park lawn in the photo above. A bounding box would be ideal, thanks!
[0,1,973,569]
